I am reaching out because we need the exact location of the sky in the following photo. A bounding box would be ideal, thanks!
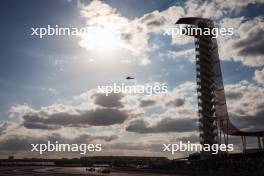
[0,0,264,159]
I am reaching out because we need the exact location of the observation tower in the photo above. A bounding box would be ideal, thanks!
[176,17,264,157]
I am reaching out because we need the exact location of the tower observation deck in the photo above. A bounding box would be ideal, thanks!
[176,17,264,156]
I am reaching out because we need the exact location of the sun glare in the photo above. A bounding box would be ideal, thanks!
[79,26,123,52]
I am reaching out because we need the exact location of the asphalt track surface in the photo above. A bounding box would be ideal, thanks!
[0,167,182,176]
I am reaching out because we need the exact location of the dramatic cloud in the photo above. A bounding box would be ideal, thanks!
[234,29,264,57]
[125,80,264,134]
[140,81,196,109]
[92,93,124,108]
[79,0,153,65]
[185,0,264,19]
[213,0,264,12]
[126,117,197,133]
[219,17,264,66]
[8,89,140,131]
[23,121,61,130]
[22,107,129,129]
[78,0,264,66]
[226,81,264,116]
[225,81,264,131]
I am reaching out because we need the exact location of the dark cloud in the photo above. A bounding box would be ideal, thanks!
[165,98,185,107]
[0,135,42,151]
[234,29,264,56]
[22,108,129,130]
[231,110,264,132]
[139,99,156,107]
[92,93,124,108]
[225,82,264,131]
[23,121,60,130]
[0,133,118,151]
[126,119,150,133]
[126,118,198,133]
[46,133,118,144]
[0,122,10,136]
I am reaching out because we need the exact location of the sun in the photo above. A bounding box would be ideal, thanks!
[79,26,123,52]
